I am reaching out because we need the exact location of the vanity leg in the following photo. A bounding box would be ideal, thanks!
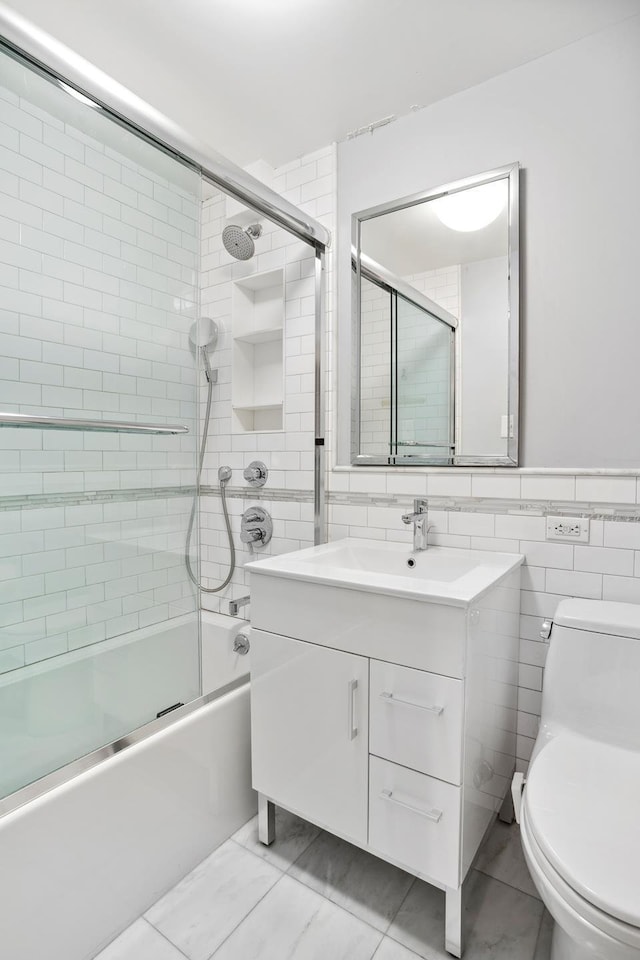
[258,794,275,846]
[445,885,464,958]
[498,788,515,824]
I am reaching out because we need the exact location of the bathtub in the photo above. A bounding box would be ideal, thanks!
[0,610,256,960]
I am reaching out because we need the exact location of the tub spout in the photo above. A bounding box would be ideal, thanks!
[229,595,250,617]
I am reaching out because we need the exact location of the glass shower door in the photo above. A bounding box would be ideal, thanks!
[394,293,454,461]
[0,44,202,802]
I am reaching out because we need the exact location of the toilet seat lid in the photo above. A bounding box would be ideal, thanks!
[525,733,640,927]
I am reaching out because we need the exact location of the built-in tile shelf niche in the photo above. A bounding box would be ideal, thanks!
[232,268,284,432]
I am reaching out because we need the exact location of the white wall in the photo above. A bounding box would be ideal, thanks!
[337,14,640,467]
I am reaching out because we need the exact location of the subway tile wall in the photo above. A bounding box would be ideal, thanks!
[197,147,335,614]
[326,478,640,769]
[0,62,200,672]
[0,495,195,674]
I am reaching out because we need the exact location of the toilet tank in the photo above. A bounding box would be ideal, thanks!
[541,598,640,750]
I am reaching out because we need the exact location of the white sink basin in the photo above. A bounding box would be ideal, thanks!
[246,537,523,606]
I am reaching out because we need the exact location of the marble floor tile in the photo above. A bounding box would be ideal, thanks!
[211,874,382,960]
[372,936,425,960]
[288,830,415,932]
[145,840,281,960]
[533,910,554,960]
[232,807,321,871]
[475,821,540,899]
[387,870,544,960]
[93,919,185,960]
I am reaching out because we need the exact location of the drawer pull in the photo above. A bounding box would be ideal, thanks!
[379,691,444,715]
[380,789,443,823]
[348,678,358,740]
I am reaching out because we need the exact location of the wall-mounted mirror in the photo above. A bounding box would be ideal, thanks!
[351,163,519,466]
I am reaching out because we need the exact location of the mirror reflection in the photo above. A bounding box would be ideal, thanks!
[353,164,519,466]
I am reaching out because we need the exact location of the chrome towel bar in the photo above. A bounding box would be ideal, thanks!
[0,413,189,435]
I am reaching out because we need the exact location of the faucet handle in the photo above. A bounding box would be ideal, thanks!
[241,528,264,544]
[414,498,428,513]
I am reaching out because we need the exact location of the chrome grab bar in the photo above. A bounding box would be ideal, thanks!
[0,413,189,435]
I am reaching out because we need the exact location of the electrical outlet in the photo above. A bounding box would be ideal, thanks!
[546,515,590,543]
[500,415,515,439]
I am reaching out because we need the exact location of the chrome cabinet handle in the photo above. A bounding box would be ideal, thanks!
[348,679,358,740]
[379,691,444,715]
[380,789,442,823]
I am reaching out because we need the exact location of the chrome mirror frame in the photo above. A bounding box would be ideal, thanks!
[350,162,520,467]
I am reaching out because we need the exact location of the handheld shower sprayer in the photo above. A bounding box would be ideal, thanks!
[185,319,236,593]
[189,317,219,383]
[201,346,214,384]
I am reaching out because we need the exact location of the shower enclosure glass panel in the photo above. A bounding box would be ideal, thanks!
[0,46,201,800]
[359,275,454,462]
[395,294,453,457]
[359,275,391,457]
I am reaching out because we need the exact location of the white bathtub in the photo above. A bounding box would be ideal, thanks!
[0,610,256,960]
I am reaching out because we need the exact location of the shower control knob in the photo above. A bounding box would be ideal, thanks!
[233,633,250,656]
[243,460,268,487]
[240,506,272,548]
[241,527,264,544]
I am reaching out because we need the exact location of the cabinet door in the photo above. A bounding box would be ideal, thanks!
[251,630,369,843]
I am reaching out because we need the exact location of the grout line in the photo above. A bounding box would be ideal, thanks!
[385,874,417,931]
[141,916,191,960]
[532,908,552,960]
[473,863,541,901]
[203,872,285,960]
[272,865,389,940]
[470,866,544,904]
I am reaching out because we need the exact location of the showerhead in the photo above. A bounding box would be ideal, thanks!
[218,465,232,484]
[222,223,262,261]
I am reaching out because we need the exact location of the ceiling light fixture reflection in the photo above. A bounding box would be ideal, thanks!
[432,180,506,232]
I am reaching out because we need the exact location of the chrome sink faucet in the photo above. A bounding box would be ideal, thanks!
[402,498,430,552]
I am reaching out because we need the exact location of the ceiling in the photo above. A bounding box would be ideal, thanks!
[5,0,640,167]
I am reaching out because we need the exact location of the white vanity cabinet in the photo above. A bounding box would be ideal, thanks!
[251,632,369,843]
[247,539,522,957]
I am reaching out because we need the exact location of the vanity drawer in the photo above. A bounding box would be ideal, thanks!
[370,660,463,784]
[369,756,460,888]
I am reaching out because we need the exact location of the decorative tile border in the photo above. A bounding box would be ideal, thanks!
[326,491,640,521]
[0,486,196,512]
[6,484,639,522]
[200,485,314,503]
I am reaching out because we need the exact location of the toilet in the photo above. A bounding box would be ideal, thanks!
[517,599,640,960]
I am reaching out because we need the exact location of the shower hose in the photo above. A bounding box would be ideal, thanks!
[184,369,235,593]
